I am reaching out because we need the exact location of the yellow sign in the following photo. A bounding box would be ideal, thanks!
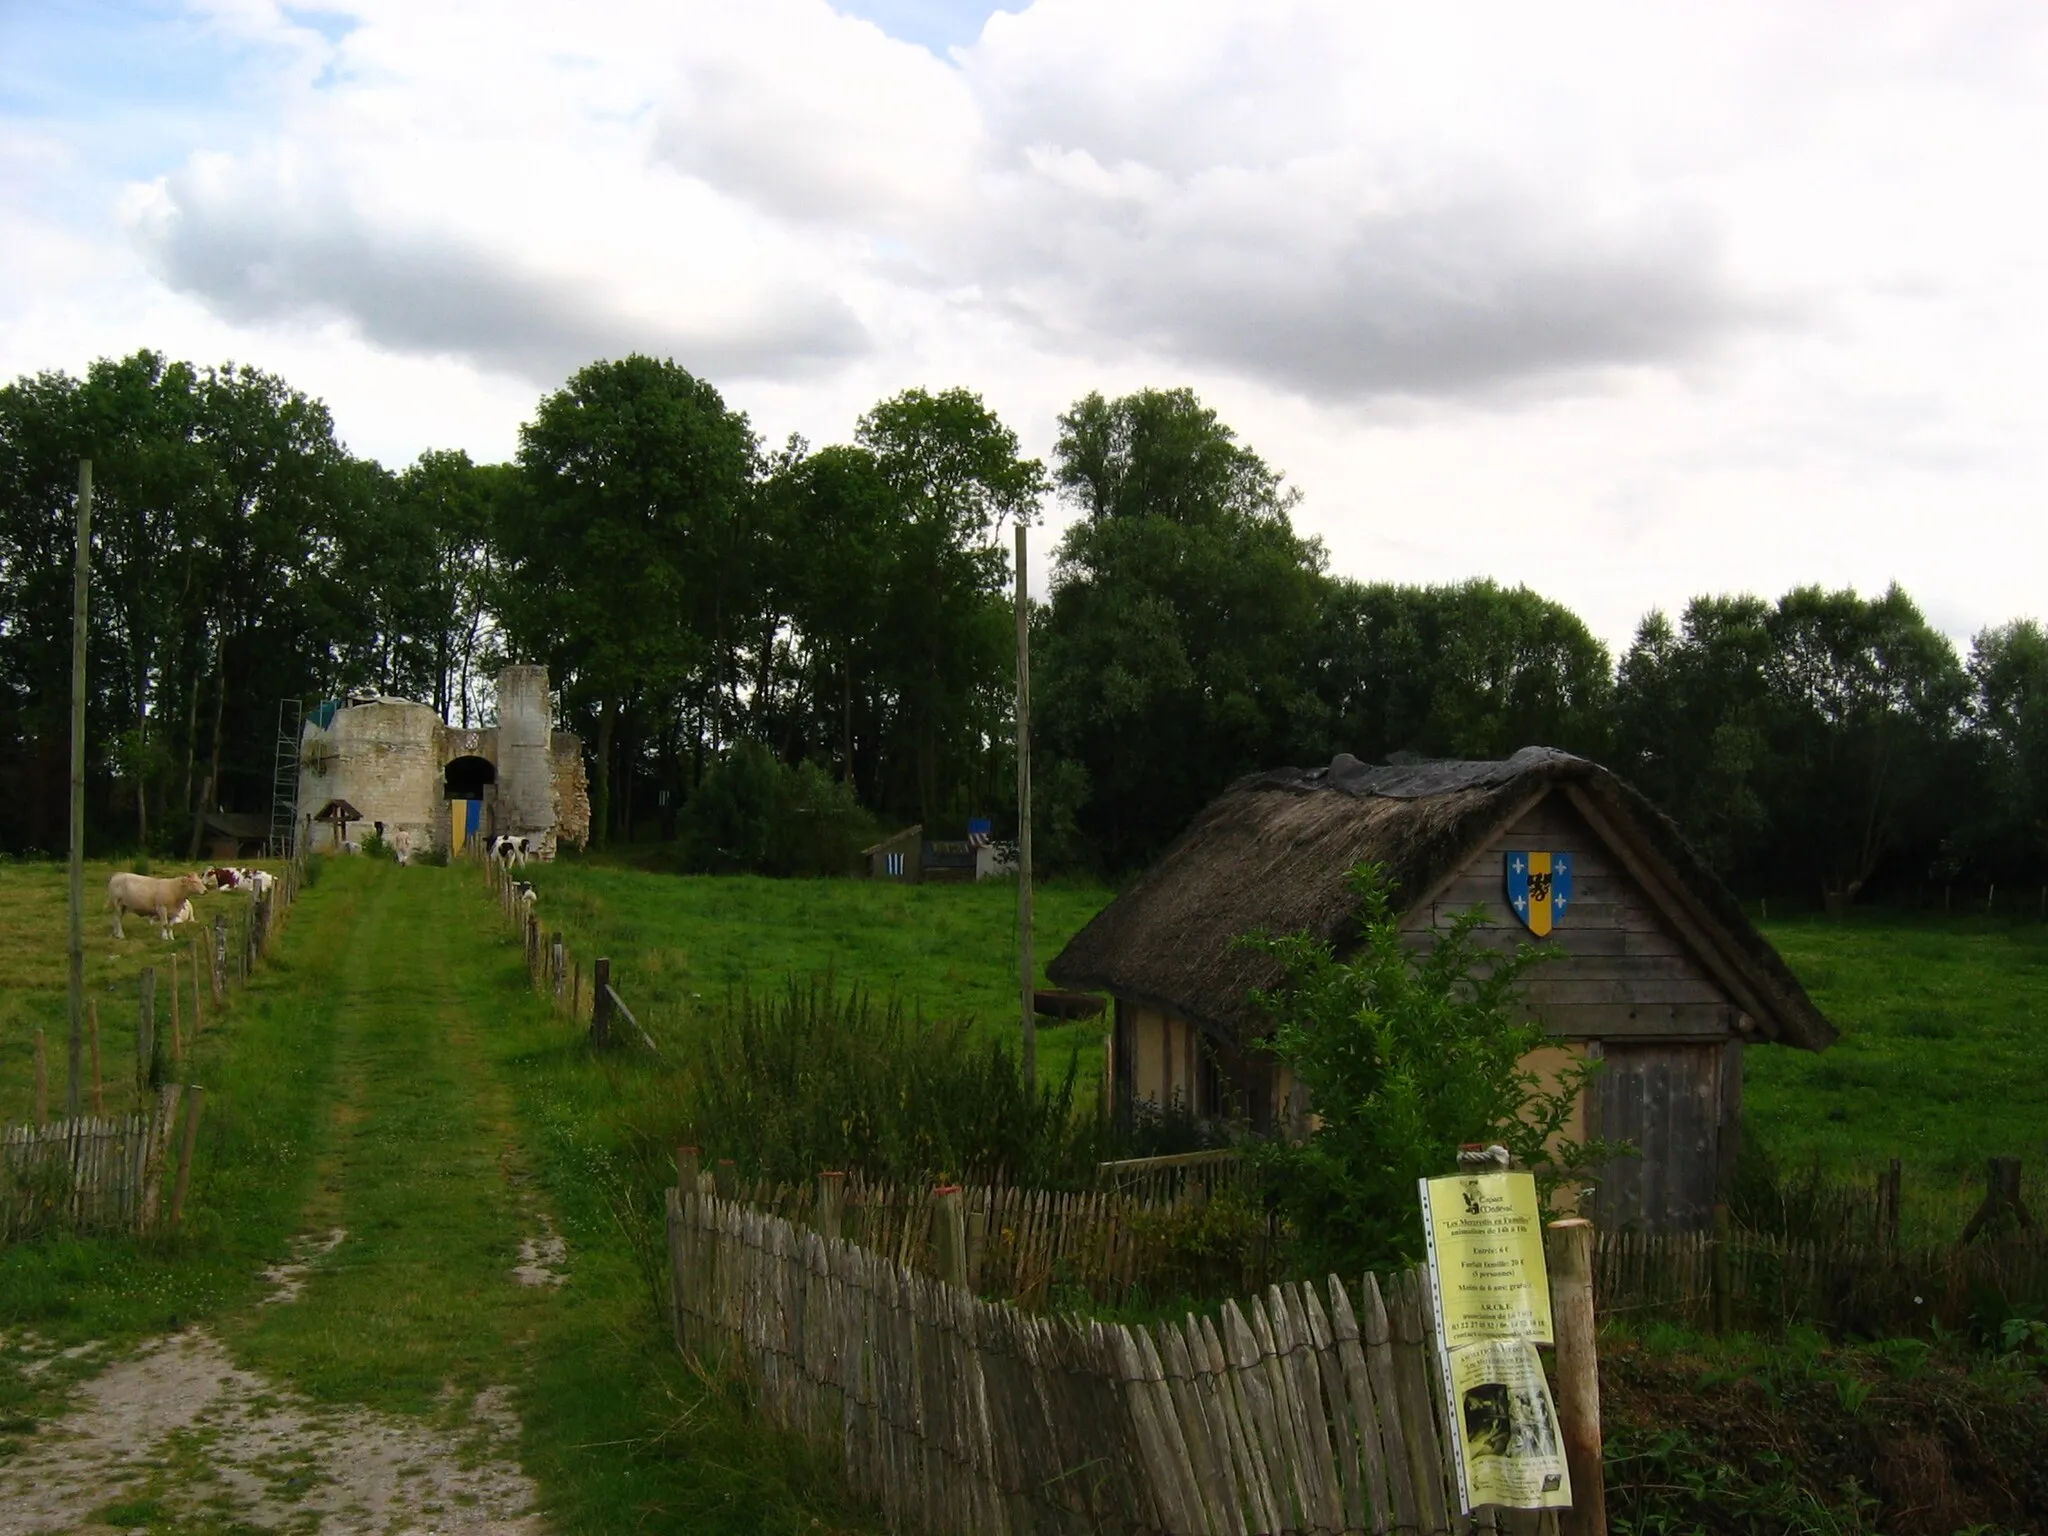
[1444,1339,1572,1510]
[1419,1171,1553,1347]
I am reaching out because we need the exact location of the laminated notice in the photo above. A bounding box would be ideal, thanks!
[1419,1171,1553,1347]
[1443,1339,1572,1511]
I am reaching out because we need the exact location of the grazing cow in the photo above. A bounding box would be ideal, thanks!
[393,828,414,866]
[491,835,533,869]
[203,866,244,891]
[107,871,206,939]
[169,898,195,926]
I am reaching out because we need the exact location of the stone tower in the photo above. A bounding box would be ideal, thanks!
[495,664,555,837]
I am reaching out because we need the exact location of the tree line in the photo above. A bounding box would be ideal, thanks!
[2,350,2042,902]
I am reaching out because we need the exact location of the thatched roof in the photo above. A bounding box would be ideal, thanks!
[1048,747,1835,1052]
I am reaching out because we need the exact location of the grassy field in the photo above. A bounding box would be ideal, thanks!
[517,856,1120,1096]
[0,857,874,1534]
[0,857,285,1127]
[1748,910,2048,1193]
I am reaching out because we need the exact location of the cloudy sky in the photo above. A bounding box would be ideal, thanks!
[4,0,2044,650]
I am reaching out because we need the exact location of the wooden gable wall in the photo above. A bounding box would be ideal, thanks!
[1400,791,1743,1042]
[1401,789,1744,1231]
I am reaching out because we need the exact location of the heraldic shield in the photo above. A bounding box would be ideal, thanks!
[1505,851,1573,938]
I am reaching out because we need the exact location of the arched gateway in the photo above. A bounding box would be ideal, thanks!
[296,665,591,858]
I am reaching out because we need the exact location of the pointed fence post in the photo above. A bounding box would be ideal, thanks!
[816,1170,845,1238]
[934,1185,967,1288]
[138,968,159,1094]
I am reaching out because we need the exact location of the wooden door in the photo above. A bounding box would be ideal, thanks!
[1595,1043,1727,1233]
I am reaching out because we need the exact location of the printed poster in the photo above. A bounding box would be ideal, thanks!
[1443,1339,1573,1510]
[1419,1171,1553,1347]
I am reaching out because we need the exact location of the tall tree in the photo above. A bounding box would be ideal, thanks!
[856,388,1041,825]
[1037,388,1326,869]
[1964,619,2048,879]
[499,356,759,844]
[1316,579,1613,765]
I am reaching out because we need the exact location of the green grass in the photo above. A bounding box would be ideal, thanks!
[516,856,1119,1096]
[1747,909,2048,1214]
[0,857,877,1535]
[0,856,284,1126]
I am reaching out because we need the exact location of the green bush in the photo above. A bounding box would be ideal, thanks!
[1245,859,1609,1274]
[680,979,1106,1186]
[678,742,876,877]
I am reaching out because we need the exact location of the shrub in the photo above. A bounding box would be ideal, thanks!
[680,979,1106,1186]
[678,742,876,876]
[1245,859,1609,1274]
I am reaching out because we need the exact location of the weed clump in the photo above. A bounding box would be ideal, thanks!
[679,979,1105,1187]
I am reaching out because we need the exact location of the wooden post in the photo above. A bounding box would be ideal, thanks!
[89,998,103,1115]
[33,1029,48,1126]
[1546,1218,1606,1536]
[138,967,159,1093]
[1960,1156,2037,1243]
[934,1185,967,1288]
[677,1145,701,1193]
[1014,518,1036,1094]
[1710,1201,1732,1334]
[589,957,613,1048]
[816,1169,845,1238]
[714,1158,736,1200]
[66,459,92,1118]
[169,953,183,1066]
[168,1085,206,1232]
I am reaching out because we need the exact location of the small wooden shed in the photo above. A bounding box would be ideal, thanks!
[1048,748,1836,1233]
[864,825,923,881]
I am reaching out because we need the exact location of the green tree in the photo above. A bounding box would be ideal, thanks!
[1246,862,1599,1275]
[1037,388,1327,869]
[1316,579,1614,765]
[856,388,1041,825]
[1964,620,2048,878]
[500,356,760,844]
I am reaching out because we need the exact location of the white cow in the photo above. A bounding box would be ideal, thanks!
[393,828,414,866]
[107,871,206,939]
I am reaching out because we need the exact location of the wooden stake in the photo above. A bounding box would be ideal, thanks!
[66,459,92,1119]
[138,967,158,1095]
[33,1028,48,1126]
[816,1169,845,1237]
[934,1185,967,1289]
[168,1085,206,1232]
[89,998,103,1115]
[590,957,613,1048]
[1546,1219,1606,1536]
[1014,518,1036,1094]
[169,953,183,1066]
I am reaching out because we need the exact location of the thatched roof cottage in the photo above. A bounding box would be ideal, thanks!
[1049,748,1834,1232]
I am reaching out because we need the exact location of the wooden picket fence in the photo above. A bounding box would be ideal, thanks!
[0,1084,205,1242]
[669,1185,1566,1536]
[1596,1224,2048,1335]
[683,1165,1286,1310]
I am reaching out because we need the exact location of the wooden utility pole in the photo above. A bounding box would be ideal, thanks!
[1015,519,1036,1094]
[67,460,93,1118]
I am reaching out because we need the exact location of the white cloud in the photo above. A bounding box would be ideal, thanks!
[2,0,2046,648]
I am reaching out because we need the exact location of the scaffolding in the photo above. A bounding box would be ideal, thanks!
[268,698,303,858]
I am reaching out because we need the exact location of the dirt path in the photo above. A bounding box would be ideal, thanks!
[0,866,563,1534]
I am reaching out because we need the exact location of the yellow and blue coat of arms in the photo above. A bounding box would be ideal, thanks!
[1505,851,1573,938]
